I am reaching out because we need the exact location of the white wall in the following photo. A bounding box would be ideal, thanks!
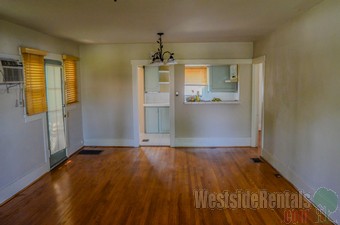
[0,20,83,203]
[254,0,340,222]
[80,42,253,146]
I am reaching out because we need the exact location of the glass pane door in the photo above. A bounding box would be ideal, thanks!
[45,61,67,168]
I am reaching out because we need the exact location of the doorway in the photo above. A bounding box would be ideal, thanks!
[251,56,265,153]
[138,65,170,146]
[45,60,67,168]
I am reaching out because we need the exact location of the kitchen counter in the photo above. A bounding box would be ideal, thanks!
[184,100,240,105]
[144,103,170,107]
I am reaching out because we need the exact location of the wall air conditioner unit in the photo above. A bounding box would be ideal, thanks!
[0,59,24,83]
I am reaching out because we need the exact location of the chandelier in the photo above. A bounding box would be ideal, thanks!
[150,33,176,65]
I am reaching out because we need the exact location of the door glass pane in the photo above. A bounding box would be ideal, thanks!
[46,65,66,156]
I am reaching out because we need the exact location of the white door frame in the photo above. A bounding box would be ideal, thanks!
[251,56,265,150]
[131,60,175,147]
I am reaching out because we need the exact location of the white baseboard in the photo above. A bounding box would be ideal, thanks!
[67,144,84,156]
[84,138,135,147]
[174,137,251,147]
[0,163,49,204]
[262,149,315,194]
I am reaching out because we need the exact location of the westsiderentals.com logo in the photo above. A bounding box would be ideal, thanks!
[193,187,338,224]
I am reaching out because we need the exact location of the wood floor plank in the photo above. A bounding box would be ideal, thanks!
[0,147,334,225]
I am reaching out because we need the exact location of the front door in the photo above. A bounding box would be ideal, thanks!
[45,60,67,168]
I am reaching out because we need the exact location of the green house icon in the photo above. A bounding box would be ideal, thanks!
[313,187,338,217]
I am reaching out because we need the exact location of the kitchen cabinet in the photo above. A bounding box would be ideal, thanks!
[209,65,238,92]
[144,66,160,93]
[158,107,170,133]
[144,66,170,93]
[145,107,159,133]
[145,106,170,133]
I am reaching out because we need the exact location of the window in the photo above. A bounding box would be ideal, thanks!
[62,55,79,104]
[184,66,208,100]
[185,66,207,85]
[21,47,48,115]
[184,65,239,103]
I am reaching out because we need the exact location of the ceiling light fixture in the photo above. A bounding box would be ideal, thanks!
[150,33,176,65]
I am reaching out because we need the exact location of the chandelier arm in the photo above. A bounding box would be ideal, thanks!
[162,51,173,58]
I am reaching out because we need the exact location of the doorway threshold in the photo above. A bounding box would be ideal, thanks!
[140,133,170,146]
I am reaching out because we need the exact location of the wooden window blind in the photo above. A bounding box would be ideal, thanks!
[21,47,48,116]
[62,55,79,104]
[185,66,207,85]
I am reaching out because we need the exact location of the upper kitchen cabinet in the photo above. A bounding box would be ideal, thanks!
[208,65,238,92]
[144,66,160,93]
[144,66,169,93]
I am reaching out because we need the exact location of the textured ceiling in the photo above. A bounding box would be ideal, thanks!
[0,0,323,44]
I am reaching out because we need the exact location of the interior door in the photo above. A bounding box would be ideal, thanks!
[45,60,67,168]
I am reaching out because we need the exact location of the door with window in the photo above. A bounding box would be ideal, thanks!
[45,60,67,168]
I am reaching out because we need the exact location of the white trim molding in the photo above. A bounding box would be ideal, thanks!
[131,60,149,147]
[84,138,135,147]
[177,59,253,65]
[169,66,176,147]
[252,56,265,64]
[175,137,251,147]
[251,56,266,148]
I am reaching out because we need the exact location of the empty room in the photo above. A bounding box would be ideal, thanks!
[0,0,339,224]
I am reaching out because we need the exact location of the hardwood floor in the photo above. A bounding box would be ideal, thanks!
[0,147,333,225]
